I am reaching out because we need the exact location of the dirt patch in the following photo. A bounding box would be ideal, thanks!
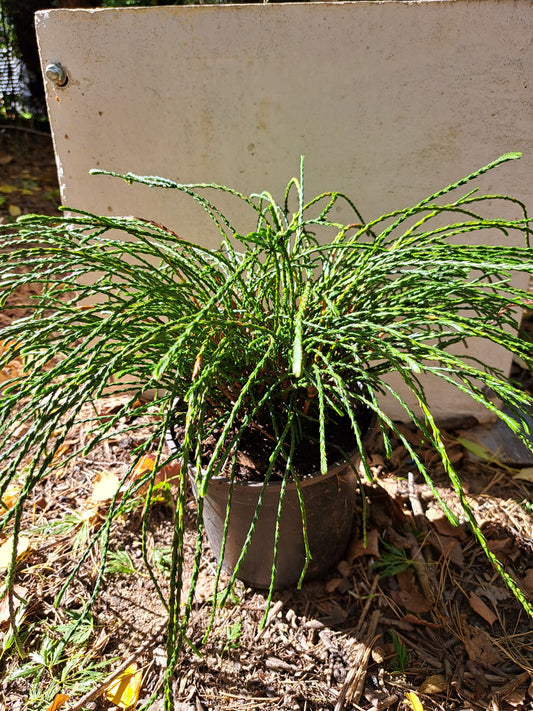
[0,126,61,222]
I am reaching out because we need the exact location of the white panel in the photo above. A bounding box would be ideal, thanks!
[35,1,533,421]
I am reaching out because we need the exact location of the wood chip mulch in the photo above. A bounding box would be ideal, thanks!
[1,391,532,711]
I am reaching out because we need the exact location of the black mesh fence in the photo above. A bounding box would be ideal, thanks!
[0,0,47,120]
[0,38,33,120]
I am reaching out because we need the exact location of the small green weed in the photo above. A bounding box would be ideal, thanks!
[221,619,242,656]
[7,611,115,710]
[153,546,173,577]
[371,539,413,578]
[389,630,409,674]
[104,549,138,576]
[0,587,30,658]
[31,512,94,554]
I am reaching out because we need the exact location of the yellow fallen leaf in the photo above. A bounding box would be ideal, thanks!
[45,693,70,711]
[0,339,25,384]
[0,184,16,193]
[404,691,425,711]
[0,536,30,571]
[8,205,21,217]
[91,471,121,503]
[0,482,21,518]
[513,467,533,482]
[133,455,181,500]
[132,454,156,478]
[104,664,142,709]
[419,674,447,694]
[52,441,76,465]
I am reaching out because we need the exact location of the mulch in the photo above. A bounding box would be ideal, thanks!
[1,124,532,711]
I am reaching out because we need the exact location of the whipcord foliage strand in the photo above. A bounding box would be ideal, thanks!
[1,153,533,709]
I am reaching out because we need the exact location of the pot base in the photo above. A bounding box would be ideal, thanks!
[191,455,359,590]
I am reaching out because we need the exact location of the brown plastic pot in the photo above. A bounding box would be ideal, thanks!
[166,417,374,590]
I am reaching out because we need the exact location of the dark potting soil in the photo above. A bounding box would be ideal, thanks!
[168,403,374,483]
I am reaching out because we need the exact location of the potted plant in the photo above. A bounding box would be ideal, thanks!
[1,152,533,698]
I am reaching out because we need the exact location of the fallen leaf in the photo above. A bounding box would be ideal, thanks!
[390,445,409,469]
[426,507,466,540]
[371,644,385,664]
[345,528,380,562]
[0,154,13,165]
[446,446,465,465]
[0,536,30,571]
[0,340,24,383]
[134,455,181,499]
[104,664,143,709]
[404,690,425,711]
[513,467,533,482]
[0,482,21,518]
[8,205,21,217]
[325,577,344,593]
[486,536,519,563]
[132,454,156,478]
[0,585,27,629]
[419,674,447,694]
[336,559,352,577]
[91,471,121,503]
[163,460,181,483]
[428,531,464,567]
[474,583,511,606]
[52,441,74,464]
[45,693,70,711]
[457,437,498,463]
[502,686,528,707]
[394,422,424,447]
[0,184,16,193]
[393,569,433,613]
[464,626,503,664]
[392,589,433,614]
[468,592,497,626]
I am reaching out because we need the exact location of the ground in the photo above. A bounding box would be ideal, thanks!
[1,124,533,711]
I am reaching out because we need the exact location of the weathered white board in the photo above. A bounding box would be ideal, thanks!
[35,1,533,421]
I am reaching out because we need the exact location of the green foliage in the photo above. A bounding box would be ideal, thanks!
[1,153,533,709]
[153,545,173,577]
[105,548,139,575]
[221,618,242,656]
[7,611,114,711]
[371,539,413,579]
[389,629,409,674]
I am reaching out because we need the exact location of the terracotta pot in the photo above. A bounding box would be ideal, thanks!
[166,415,374,590]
